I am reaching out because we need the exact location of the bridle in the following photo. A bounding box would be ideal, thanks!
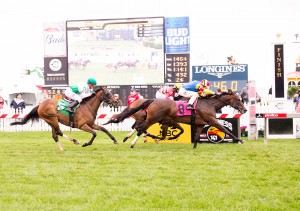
[217,93,241,111]
[102,88,112,104]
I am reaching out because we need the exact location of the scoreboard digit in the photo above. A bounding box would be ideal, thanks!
[165,54,190,83]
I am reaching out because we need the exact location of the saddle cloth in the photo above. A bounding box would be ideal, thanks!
[56,99,78,116]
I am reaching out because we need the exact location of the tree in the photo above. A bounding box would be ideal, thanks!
[287,86,299,99]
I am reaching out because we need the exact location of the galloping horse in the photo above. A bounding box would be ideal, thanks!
[104,97,187,148]
[106,90,247,148]
[120,99,149,143]
[106,98,184,148]
[118,59,140,69]
[69,59,91,70]
[10,87,118,151]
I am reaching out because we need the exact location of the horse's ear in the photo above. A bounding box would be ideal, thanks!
[228,89,233,94]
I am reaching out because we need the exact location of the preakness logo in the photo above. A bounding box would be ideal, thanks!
[194,64,247,78]
[201,119,233,143]
[49,59,62,71]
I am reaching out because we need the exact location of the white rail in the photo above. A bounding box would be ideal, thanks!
[0,100,297,133]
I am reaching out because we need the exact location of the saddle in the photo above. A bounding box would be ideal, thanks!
[57,99,79,128]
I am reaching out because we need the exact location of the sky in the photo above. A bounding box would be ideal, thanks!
[0,0,299,96]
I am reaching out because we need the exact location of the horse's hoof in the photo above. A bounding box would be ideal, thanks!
[239,140,246,144]
[123,137,128,142]
[130,145,134,148]
[114,141,119,145]
[82,143,88,147]
[73,139,79,145]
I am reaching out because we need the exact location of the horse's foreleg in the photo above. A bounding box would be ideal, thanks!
[92,124,118,145]
[129,133,147,148]
[193,126,204,149]
[62,134,79,145]
[131,126,149,148]
[210,121,245,144]
[123,129,136,142]
[130,135,140,148]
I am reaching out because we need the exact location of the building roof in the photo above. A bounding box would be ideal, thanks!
[287,71,300,79]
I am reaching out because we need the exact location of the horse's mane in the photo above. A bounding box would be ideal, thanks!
[208,89,236,99]
[80,87,103,104]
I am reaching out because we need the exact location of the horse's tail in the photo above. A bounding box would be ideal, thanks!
[103,99,154,125]
[10,106,40,126]
[119,99,154,121]
[102,107,130,125]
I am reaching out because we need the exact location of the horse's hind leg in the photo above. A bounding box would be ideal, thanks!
[142,133,147,143]
[47,120,79,145]
[50,127,64,151]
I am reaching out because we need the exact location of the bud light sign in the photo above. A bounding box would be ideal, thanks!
[164,17,190,53]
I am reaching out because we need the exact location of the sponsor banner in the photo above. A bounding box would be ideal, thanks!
[192,64,248,93]
[164,17,190,53]
[147,118,239,144]
[199,118,239,143]
[147,123,191,144]
[274,44,285,98]
[44,57,69,86]
[43,22,66,57]
[256,113,287,118]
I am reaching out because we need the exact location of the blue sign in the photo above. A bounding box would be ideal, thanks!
[192,64,248,93]
[164,17,190,53]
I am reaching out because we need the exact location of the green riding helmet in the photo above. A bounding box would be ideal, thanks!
[87,78,97,85]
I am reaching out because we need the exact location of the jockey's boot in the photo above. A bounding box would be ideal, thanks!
[187,95,197,110]
[66,100,79,114]
[187,104,194,110]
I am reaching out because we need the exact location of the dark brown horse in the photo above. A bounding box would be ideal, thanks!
[108,98,184,148]
[105,96,189,148]
[10,87,118,151]
[121,98,149,144]
[106,90,247,148]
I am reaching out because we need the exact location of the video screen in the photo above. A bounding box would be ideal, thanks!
[66,17,165,85]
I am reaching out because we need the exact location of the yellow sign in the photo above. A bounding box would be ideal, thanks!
[147,123,191,144]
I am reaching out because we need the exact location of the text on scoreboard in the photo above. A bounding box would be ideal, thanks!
[192,64,248,93]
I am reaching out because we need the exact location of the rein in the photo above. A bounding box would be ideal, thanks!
[216,94,238,110]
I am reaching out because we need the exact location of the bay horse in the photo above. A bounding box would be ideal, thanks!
[106,89,247,148]
[105,97,187,148]
[108,98,184,148]
[10,87,118,151]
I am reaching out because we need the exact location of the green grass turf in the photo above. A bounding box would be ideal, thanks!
[0,131,299,210]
